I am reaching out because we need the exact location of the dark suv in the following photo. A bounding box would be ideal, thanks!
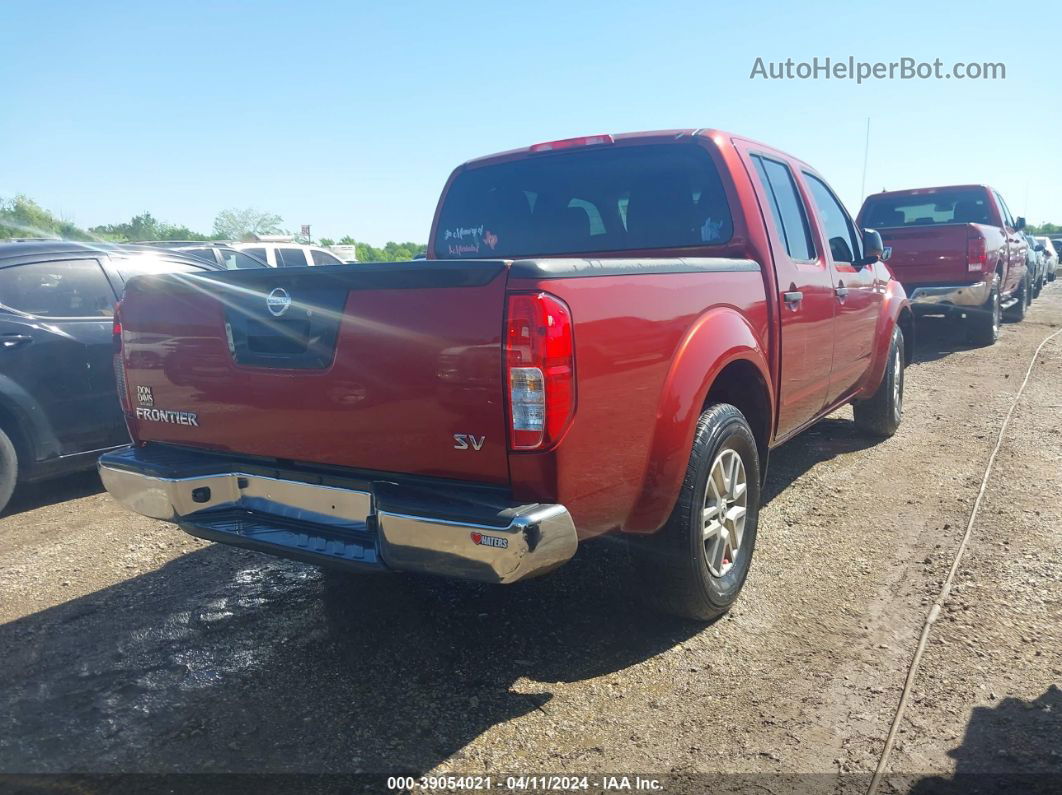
[0,241,222,512]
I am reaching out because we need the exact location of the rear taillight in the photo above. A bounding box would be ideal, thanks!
[505,292,575,450]
[967,232,987,273]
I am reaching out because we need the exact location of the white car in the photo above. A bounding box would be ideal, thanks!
[230,242,346,268]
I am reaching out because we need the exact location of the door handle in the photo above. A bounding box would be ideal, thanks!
[0,334,32,350]
[783,290,804,307]
[834,284,849,301]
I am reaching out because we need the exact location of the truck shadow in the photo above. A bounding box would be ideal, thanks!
[762,417,878,506]
[759,310,985,506]
[909,315,979,365]
[1,470,104,518]
[908,685,1062,793]
[0,539,698,775]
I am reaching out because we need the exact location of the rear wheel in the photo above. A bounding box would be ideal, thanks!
[634,403,760,622]
[1006,275,1030,322]
[0,428,18,515]
[854,325,905,437]
[967,274,1001,346]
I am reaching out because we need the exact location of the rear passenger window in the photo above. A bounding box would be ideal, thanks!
[751,156,815,260]
[277,248,307,267]
[180,248,218,265]
[0,259,115,317]
[311,249,342,265]
[244,247,267,263]
[804,174,861,264]
[223,250,267,269]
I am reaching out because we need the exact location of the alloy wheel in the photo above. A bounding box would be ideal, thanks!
[702,448,748,578]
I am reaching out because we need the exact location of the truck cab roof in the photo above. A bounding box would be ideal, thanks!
[460,128,812,170]
[869,184,996,199]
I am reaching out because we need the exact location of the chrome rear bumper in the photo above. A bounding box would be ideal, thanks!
[907,281,989,310]
[99,447,577,584]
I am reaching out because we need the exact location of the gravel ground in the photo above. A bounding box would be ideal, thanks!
[1,285,1060,793]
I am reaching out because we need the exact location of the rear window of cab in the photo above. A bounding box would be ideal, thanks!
[434,144,733,258]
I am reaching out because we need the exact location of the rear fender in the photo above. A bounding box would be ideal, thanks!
[623,307,772,534]
[857,279,912,400]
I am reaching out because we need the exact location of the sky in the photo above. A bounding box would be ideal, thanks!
[2,0,1059,244]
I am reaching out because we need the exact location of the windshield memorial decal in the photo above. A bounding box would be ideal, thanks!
[443,225,498,256]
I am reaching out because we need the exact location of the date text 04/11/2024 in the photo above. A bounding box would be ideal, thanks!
[385,775,664,791]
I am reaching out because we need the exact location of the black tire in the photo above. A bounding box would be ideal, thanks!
[967,278,1001,347]
[1034,276,1043,299]
[1049,272,1056,283]
[853,325,905,438]
[1005,275,1030,322]
[0,427,17,515]
[633,403,760,622]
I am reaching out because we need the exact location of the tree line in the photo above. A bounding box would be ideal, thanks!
[0,195,426,262]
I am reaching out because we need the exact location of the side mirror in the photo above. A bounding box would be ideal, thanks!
[1034,244,1045,252]
[1015,216,1027,231]
[855,229,884,267]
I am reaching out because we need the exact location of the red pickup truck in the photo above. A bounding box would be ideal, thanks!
[858,185,1030,345]
[100,130,912,620]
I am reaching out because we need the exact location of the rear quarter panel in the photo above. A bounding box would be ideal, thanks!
[506,270,770,539]
[976,223,1009,286]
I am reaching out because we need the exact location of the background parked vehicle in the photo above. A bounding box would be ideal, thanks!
[102,129,913,622]
[0,242,222,513]
[229,242,345,267]
[1024,232,1047,298]
[858,185,1030,346]
[1037,237,1058,282]
[164,245,268,270]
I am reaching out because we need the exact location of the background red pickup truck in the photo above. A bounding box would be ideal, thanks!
[858,184,1030,345]
[101,129,913,620]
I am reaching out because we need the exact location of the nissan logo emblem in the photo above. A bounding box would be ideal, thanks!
[266,287,292,317]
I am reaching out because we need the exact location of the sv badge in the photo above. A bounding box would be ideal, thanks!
[453,434,485,451]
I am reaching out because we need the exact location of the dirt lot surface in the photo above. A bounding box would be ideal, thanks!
[1,287,1060,793]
